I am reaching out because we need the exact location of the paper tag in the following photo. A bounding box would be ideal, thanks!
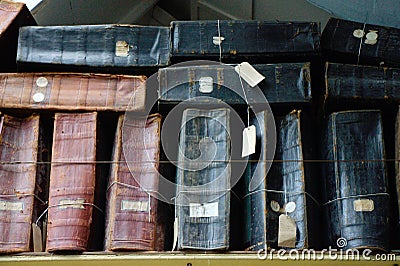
[172,217,178,251]
[353,199,374,212]
[242,125,256,157]
[189,202,218,218]
[270,200,281,212]
[284,202,296,213]
[353,29,365,38]
[0,200,24,211]
[32,223,43,252]
[278,214,297,248]
[121,200,149,212]
[198,76,214,93]
[212,36,225,45]
[115,41,129,57]
[59,199,85,209]
[235,62,265,87]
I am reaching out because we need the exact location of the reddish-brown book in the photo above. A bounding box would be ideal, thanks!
[104,114,165,251]
[0,0,36,71]
[0,114,39,253]
[46,112,97,252]
[0,73,146,112]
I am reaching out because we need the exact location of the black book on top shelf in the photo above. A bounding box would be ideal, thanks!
[322,18,400,67]
[321,110,390,251]
[171,20,320,63]
[17,25,171,74]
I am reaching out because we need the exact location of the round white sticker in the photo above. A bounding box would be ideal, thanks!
[285,202,296,213]
[32,92,45,103]
[36,77,48,87]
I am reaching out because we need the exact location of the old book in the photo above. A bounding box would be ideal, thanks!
[325,62,400,105]
[0,114,40,253]
[158,63,312,106]
[17,25,170,73]
[0,0,36,72]
[46,112,98,252]
[104,114,167,251]
[322,110,389,251]
[175,108,231,250]
[244,110,319,250]
[171,21,320,62]
[322,18,400,67]
[0,73,146,112]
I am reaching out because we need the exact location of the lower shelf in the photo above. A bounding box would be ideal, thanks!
[0,252,399,265]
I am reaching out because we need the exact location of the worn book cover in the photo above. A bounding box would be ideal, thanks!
[244,110,319,250]
[322,18,400,67]
[175,108,231,250]
[0,114,40,253]
[0,0,36,72]
[46,112,98,252]
[0,73,146,112]
[322,110,389,251]
[104,114,168,251]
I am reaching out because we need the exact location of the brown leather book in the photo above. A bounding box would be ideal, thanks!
[0,0,36,71]
[46,112,98,252]
[104,114,166,251]
[0,73,146,112]
[0,114,40,253]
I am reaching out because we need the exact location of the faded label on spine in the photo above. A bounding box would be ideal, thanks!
[115,41,129,57]
[189,202,219,217]
[0,201,24,211]
[59,199,85,209]
[121,200,149,212]
[353,199,374,212]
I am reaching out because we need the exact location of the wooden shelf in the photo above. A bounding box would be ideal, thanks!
[0,252,399,265]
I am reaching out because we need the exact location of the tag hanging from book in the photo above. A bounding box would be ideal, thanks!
[278,214,297,248]
[235,62,265,88]
[242,125,256,157]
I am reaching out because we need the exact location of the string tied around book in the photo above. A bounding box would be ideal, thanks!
[237,64,250,127]
[0,193,46,205]
[35,202,104,226]
[322,192,389,207]
[356,22,367,66]
[217,19,222,64]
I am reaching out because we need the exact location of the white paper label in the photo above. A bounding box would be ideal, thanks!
[59,199,85,209]
[212,36,225,45]
[278,214,297,248]
[353,29,365,38]
[33,92,45,103]
[365,31,378,45]
[121,200,149,212]
[235,62,265,87]
[115,41,129,57]
[242,125,256,157]
[353,199,374,212]
[0,201,24,211]
[36,77,48,87]
[198,76,214,93]
[189,202,219,218]
[284,202,296,213]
